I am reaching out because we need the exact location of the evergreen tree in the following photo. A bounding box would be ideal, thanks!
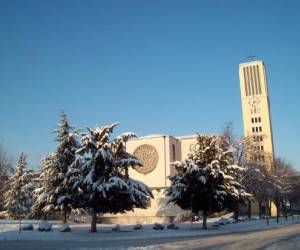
[0,145,13,211]
[32,111,79,222]
[76,123,153,232]
[166,135,247,229]
[4,153,33,219]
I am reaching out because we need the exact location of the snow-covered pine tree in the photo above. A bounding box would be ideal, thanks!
[4,153,33,219]
[76,123,152,232]
[32,153,58,219]
[166,134,247,229]
[166,135,226,229]
[0,145,13,211]
[32,111,79,222]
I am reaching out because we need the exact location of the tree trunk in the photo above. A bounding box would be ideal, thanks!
[62,210,67,224]
[202,210,207,230]
[276,205,280,223]
[283,202,288,221]
[247,200,252,219]
[258,201,262,219]
[234,203,240,221]
[91,208,97,232]
[268,200,271,216]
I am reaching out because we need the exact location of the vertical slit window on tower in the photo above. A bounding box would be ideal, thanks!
[249,66,253,95]
[251,118,254,123]
[246,67,252,96]
[243,67,249,96]
[249,66,255,95]
[172,144,176,161]
[256,127,258,132]
[261,146,264,151]
[256,65,262,94]
[258,117,261,122]
[259,126,262,132]
[255,117,257,123]
[252,127,255,133]
[253,65,259,95]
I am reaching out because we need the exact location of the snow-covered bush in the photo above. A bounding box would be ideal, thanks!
[21,224,34,231]
[167,223,179,229]
[153,223,164,230]
[38,220,52,231]
[60,223,71,232]
[133,224,143,230]
[112,224,120,231]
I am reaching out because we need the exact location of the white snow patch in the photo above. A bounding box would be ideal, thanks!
[0,215,299,243]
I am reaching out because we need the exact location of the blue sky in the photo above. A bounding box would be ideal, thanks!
[0,0,299,170]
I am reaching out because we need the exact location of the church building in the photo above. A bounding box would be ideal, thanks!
[102,134,199,223]
[102,59,276,223]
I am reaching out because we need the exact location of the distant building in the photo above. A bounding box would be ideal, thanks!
[239,60,275,165]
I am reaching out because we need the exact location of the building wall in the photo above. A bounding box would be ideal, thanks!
[101,190,190,224]
[126,135,169,188]
[177,136,197,161]
[168,136,182,180]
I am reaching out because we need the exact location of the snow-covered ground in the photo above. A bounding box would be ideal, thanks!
[0,214,299,242]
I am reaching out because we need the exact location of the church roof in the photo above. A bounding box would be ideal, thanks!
[175,134,198,140]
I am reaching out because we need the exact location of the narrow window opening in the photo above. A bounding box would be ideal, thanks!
[172,144,176,161]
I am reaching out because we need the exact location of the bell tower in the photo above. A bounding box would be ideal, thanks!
[239,60,275,165]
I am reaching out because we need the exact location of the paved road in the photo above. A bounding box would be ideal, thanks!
[1,223,300,250]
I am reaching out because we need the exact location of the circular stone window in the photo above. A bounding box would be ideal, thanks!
[133,144,159,175]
